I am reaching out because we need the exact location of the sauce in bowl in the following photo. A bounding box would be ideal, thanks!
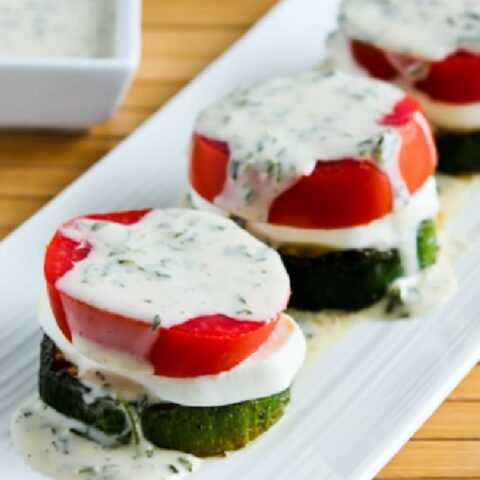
[0,0,116,58]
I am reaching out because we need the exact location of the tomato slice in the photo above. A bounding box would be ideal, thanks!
[350,39,480,104]
[269,159,393,228]
[189,134,229,201]
[190,99,435,229]
[350,39,397,81]
[381,96,420,127]
[44,209,279,378]
[398,112,437,194]
[381,97,437,194]
[150,314,278,377]
[415,51,480,104]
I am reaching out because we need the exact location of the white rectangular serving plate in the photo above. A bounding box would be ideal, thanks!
[1,0,480,478]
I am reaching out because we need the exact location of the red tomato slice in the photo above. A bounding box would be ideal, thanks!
[415,51,480,103]
[189,134,229,201]
[381,97,437,194]
[190,99,435,229]
[350,39,397,81]
[381,96,420,127]
[44,209,279,377]
[398,112,437,194]
[350,39,480,104]
[269,159,393,228]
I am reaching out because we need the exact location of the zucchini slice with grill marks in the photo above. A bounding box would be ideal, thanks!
[141,389,290,457]
[38,336,131,443]
[39,336,291,456]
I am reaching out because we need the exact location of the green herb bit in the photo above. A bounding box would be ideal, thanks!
[178,457,194,472]
[145,447,154,458]
[154,271,172,279]
[237,294,247,304]
[466,11,480,21]
[244,187,255,203]
[173,230,187,238]
[120,400,139,446]
[152,315,162,331]
[76,466,96,475]
[385,287,406,316]
[168,464,180,474]
[236,308,253,316]
[373,135,385,161]
[275,163,283,183]
[117,259,135,266]
[229,160,241,180]
[446,16,455,26]
[90,222,106,232]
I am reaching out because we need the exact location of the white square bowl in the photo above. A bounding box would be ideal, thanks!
[0,0,141,130]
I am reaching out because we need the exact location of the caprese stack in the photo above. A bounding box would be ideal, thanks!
[328,0,480,173]
[39,208,305,456]
[189,69,439,311]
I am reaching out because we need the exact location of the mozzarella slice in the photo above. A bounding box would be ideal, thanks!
[38,295,306,407]
[189,178,439,253]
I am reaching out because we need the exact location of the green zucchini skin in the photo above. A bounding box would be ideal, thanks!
[283,218,438,311]
[39,336,290,456]
[141,389,290,457]
[283,248,403,311]
[436,130,480,174]
[39,336,130,442]
[417,219,439,269]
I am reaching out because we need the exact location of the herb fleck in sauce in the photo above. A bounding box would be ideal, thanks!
[195,70,408,221]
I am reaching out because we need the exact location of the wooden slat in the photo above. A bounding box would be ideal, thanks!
[122,82,183,110]
[450,365,480,401]
[0,197,47,228]
[89,110,148,138]
[136,55,215,82]
[378,441,480,478]
[0,226,11,240]
[0,167,82,197]
[141,28,244,57]
[142,0,277,28]
[414,402,480,440]
[137,28,247,82]
[0,135,117,168]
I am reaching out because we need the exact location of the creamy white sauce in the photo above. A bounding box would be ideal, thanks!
[0,0,116,58]
[437,174,474,226]
[38,296,306,407]
[339,0,480,61]
[11,397,202,480]
[195,69,411,221]
[57,209,289,329]
[327,31,480,131]
[289,309,363,360]
[292,251,455,335]
[190,177,439,276]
